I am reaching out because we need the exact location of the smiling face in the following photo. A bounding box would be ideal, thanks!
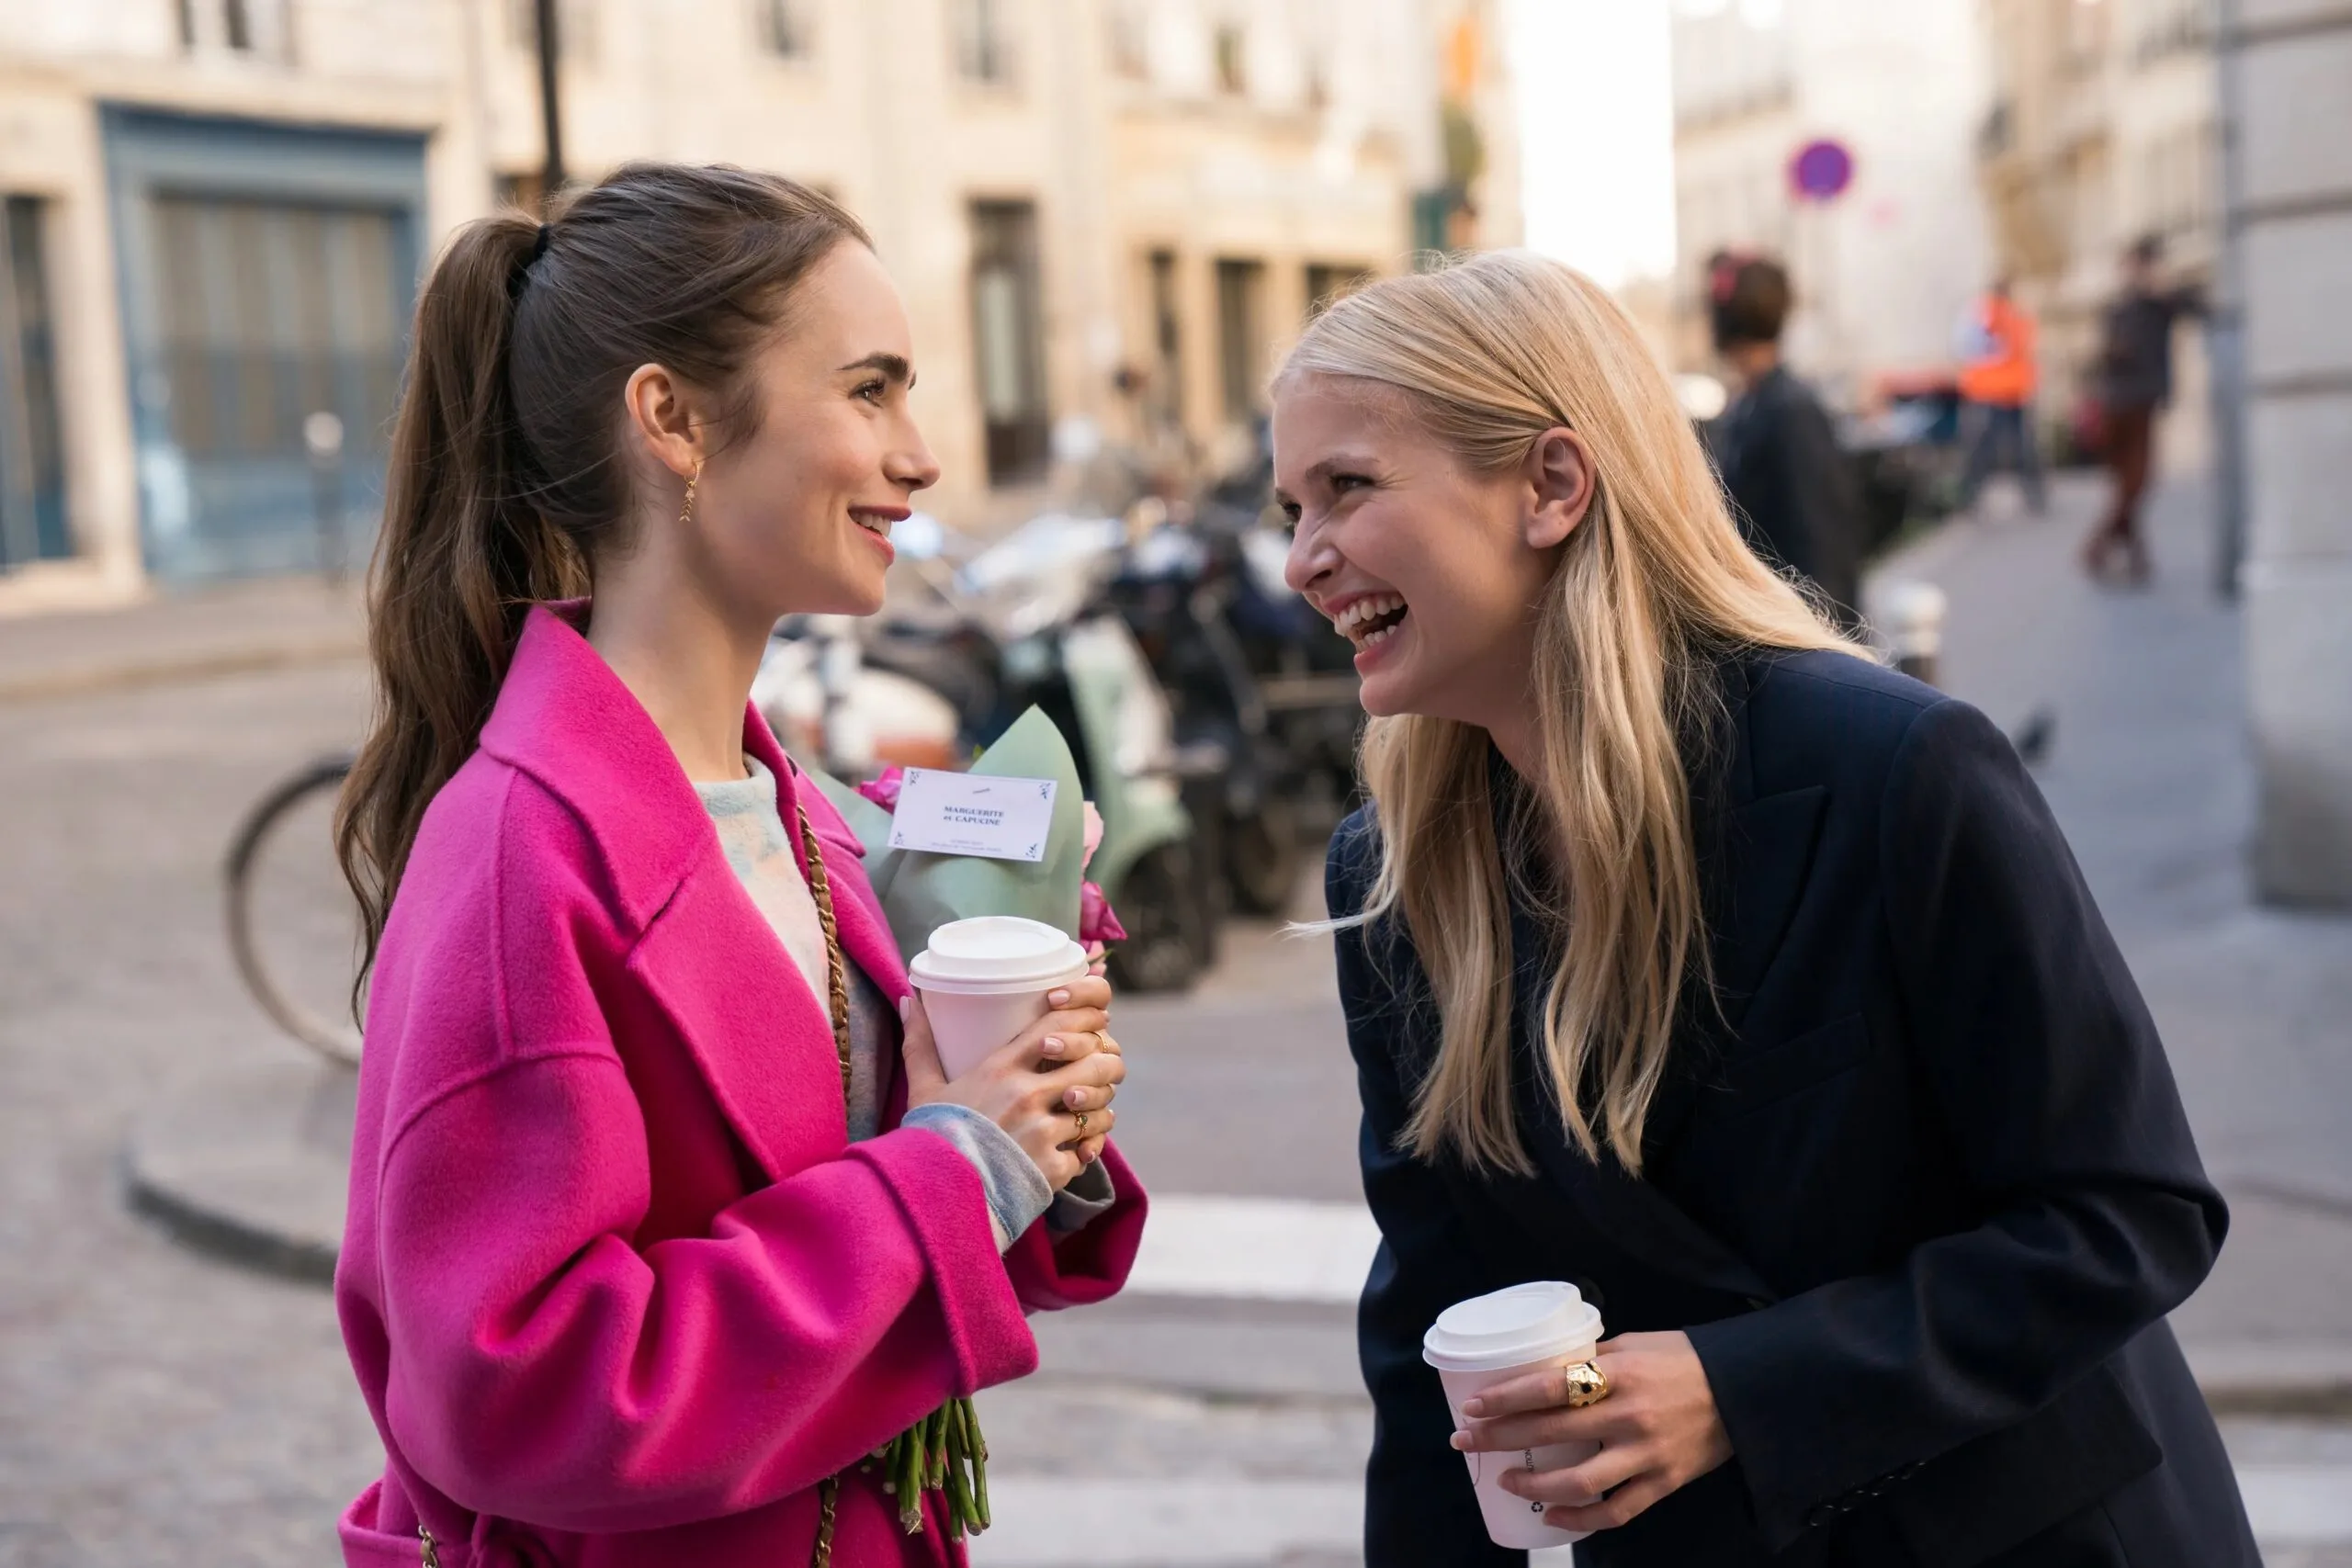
[685,242,940,619]
[1274,375,1585,730]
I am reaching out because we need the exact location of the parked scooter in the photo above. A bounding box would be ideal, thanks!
[1105,450,1363,915]
[752,613,966,776]
[794,512,1222,993]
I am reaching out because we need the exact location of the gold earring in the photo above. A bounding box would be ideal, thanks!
[678,462,701,529]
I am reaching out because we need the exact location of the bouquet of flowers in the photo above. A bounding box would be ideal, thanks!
[808,704,1125,964]
[805,705,1122,1539]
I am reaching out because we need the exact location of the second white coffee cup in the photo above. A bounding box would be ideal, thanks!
[909,916,1091,1080]
[1423,1280,1606,1551]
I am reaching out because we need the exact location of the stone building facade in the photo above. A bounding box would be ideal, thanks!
[2221,0,2352,902]
[0,0,1516,605]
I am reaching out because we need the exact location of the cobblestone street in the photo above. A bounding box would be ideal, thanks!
[0,665,382,1567]
[3,476,2351,1567]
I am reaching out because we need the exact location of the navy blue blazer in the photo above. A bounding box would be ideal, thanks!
[1329,649,2257,1567]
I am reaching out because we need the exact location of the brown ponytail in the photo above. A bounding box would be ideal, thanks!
[335,164,869,995]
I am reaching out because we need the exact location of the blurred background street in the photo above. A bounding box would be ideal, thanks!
[3,1,2350,1565]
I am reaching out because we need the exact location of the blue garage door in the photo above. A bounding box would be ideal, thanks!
[104,107,424,582]
[148,196,405,578]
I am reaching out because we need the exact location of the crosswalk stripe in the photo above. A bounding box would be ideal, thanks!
[2238,1463,2352,1543]
[967,1478,1357,1566]
[1125,1194,1379,1303]
[967,1468,2352,1565]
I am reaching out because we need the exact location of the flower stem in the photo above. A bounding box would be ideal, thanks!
[879,1399,990,1539]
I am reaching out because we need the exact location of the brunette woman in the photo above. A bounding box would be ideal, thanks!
[1275,253,2254,1566]
[332,164,1142,1568]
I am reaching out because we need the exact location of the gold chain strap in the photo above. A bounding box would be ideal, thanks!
[795,800,856,1101]
[791,798,989,1563]
[793,798,855,1567]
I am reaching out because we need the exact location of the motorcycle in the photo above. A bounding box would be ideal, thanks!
[751,613,966,776]
[1104,448,1363,916]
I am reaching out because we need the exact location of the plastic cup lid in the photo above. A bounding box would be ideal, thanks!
[1421,1281,1603,1372]
[910,915,1090,991]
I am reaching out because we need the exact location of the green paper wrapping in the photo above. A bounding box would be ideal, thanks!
[807,705,1088,964]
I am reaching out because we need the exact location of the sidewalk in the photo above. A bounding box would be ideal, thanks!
[0,571,362,704]
[1871,470,2352,1407]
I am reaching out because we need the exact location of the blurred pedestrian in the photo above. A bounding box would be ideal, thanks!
[330,164,1142,1568]
[1273,250,2256,1566]
[1954,276,2047,515]
[1703,252,1864,624]
[2084,235,2207,581]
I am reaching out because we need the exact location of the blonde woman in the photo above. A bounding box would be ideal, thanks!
[1276,253,2254,1566]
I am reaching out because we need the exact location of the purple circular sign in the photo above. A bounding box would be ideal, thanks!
[1790,139,1855,202]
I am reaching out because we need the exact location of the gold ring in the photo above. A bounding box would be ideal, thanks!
[1561,1359,1610,1408]
[1073,1110,1090,1135]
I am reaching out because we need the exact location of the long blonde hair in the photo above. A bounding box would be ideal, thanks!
[1283,251,1864,1177]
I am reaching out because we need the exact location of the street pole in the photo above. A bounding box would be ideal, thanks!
[2209,0,2249,601]
[1875,579,1948,689]
[302,411,346,588]
[534,0,566,207]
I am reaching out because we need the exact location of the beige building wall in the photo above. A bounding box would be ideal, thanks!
[2229,0,2352,901]
[460,0,1113,529]
[0,78,143,604]
[0,1,472,606]
[0,0,1518,605]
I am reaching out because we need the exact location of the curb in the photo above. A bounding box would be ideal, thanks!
[121,1057,351,1289]
[123,1065,2352,1420]
[123,1142,338,1286]
[0,634,365,705]
[2205,1383,2352,1420]
[2192,1345,2352,1420]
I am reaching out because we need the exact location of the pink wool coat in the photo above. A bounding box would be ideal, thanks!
[335,605,1147,1568]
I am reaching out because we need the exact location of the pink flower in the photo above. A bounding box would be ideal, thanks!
[1082,802,1104,868]
[854,766,905,812]
[1080,880,1127,946]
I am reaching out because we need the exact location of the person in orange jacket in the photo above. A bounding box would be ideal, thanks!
[1955,278,2046,515]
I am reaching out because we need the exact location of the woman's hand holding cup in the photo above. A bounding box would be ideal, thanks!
[900,978,1124,1190]
[1049,980,1121,1168]
[1451,1330,1733,1533]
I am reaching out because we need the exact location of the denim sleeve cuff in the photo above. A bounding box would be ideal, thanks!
[900,1103,1053,1253]
[1046,1157,1116,1235]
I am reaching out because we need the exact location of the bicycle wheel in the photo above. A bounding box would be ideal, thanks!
[224,753,365,1066]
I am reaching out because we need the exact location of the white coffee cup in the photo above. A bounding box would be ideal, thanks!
[909,916,1091,1080]
[1423,1280,1607,1551]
